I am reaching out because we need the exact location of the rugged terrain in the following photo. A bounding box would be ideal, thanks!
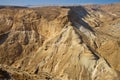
[0,3,120,80]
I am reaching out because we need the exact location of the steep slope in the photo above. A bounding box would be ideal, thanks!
[0,3,120,80]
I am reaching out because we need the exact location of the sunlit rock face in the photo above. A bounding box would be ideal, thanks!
[0,3,120,80]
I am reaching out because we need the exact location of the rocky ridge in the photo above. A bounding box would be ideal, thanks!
[0,3,120,80]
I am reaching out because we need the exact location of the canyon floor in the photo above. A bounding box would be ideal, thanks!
[0,3,120,80]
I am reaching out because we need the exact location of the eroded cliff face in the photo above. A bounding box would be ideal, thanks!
[0,3,120,80]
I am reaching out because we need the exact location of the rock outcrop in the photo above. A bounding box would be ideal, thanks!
[0,3,120,80]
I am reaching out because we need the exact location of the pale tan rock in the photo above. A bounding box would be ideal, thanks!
[0,3,120,80]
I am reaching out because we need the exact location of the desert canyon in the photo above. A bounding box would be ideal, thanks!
[0,3,120,80]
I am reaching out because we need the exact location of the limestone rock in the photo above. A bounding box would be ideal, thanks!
[0,3,120,80]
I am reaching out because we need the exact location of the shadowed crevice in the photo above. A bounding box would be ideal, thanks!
[0,69,11,79]
[0,32,9,45]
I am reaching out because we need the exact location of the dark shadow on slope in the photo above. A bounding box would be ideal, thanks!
[0,69,11,79]
[87,45,111,67]
[62,6,94,32]
[0,32,9,45]
[87,45,99,60]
